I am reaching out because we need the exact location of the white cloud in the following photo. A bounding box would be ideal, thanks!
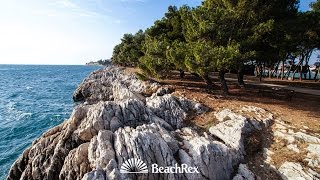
[33,0,103,18]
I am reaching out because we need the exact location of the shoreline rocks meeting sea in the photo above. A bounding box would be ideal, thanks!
[6,66,320,180]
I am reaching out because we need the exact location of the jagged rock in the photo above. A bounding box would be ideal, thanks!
[232,164,255,180]
[7,67,275,180]
[278,162,315,180]
[59,143,91,180]
[82,124,251,180]
[305,144,320,168]
[114,124,182,180]
[88,130,115,170]
[146,94,208,128]
[73,66,158,104]
[74,99,153,141]
[177,128,236,180]
[176,96,209,115]
[293,132,320,144]
[112,80,146,102]
[82,168,106,180]
[146,94,187,129]
[209,107,273,155]
[209,114,248,152]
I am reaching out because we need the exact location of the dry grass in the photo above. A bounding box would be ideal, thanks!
[270,138,309,168]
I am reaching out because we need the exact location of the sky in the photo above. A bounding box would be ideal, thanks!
[0,0,317,65]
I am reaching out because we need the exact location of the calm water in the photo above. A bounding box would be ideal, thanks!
[0,65,101,179]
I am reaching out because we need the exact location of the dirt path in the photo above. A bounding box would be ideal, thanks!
[226,77,320,96]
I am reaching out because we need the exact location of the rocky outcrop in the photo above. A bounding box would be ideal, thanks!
[278,162,316,180]
[72,67,158,104]
[8,66,279,180]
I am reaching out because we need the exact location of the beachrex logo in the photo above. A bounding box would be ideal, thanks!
[120,158,199,174]
[120,158,149,173]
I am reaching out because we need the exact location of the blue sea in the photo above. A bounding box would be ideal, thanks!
[0,65,101,179]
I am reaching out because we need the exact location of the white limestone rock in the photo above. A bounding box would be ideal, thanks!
[214,109,239,122]
[305,144,320,168]
[75,99,153,141]
[59,143,91,180]
[81,168,106,180]
[278,162,315,180]
[209,113,248,152]
[146,94,187,129]
[112,80,146,103]
[73,66,158,104]
[178,128,236,180]
[294,132,320,144]
[88,130,115,170]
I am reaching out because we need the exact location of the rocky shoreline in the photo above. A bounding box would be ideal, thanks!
[7,66,320,180]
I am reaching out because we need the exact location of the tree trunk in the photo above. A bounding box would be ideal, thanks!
[179,69,185,78]
[259,65,263,82]
[273,61,280,78]
[299,65,303,81]
[219,70,229,95]
[292,59,302,81]
[255,65,259,77]
[268,67,272,79]
[237,66,245,88]
[292,66,297,81]
[286,64,292,79]
[281,60,285,80]
[315,69,319,82]
[202,73,213,89]
[308,66,311,80]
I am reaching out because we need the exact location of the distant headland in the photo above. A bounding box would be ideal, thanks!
[85,59,111,66]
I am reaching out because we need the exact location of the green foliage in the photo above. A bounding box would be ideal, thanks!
[139,6,185,77]
[311,0,320,11]
[111,0,320,91]
[139,35,171,77]
[111,30,145,66]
